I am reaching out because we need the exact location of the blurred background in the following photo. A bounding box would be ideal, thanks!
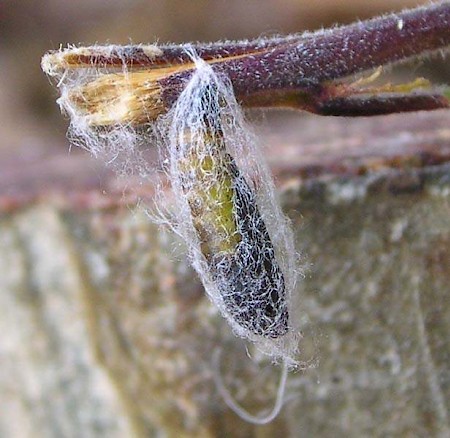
[0,0,447,191]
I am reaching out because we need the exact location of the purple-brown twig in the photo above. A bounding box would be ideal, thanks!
[42,2,450,125]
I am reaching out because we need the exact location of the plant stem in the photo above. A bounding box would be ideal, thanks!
[42,2,450,121]
[161,2,450,113]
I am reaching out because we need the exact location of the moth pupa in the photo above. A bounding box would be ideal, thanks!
[176,93,288,338]
[164,57,300,364]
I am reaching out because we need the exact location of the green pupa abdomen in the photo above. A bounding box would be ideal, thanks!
[177,120,289,339]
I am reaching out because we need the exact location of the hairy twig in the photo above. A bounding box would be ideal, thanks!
[42,2,450,125]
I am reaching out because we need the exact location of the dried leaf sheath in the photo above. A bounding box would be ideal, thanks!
[175,87,289,338]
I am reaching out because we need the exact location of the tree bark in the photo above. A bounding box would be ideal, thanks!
[1,110,449,437]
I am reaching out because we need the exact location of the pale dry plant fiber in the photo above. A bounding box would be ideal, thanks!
[49,47,157,179]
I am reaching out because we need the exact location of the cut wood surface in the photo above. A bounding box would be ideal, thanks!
[0,110,449,437]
